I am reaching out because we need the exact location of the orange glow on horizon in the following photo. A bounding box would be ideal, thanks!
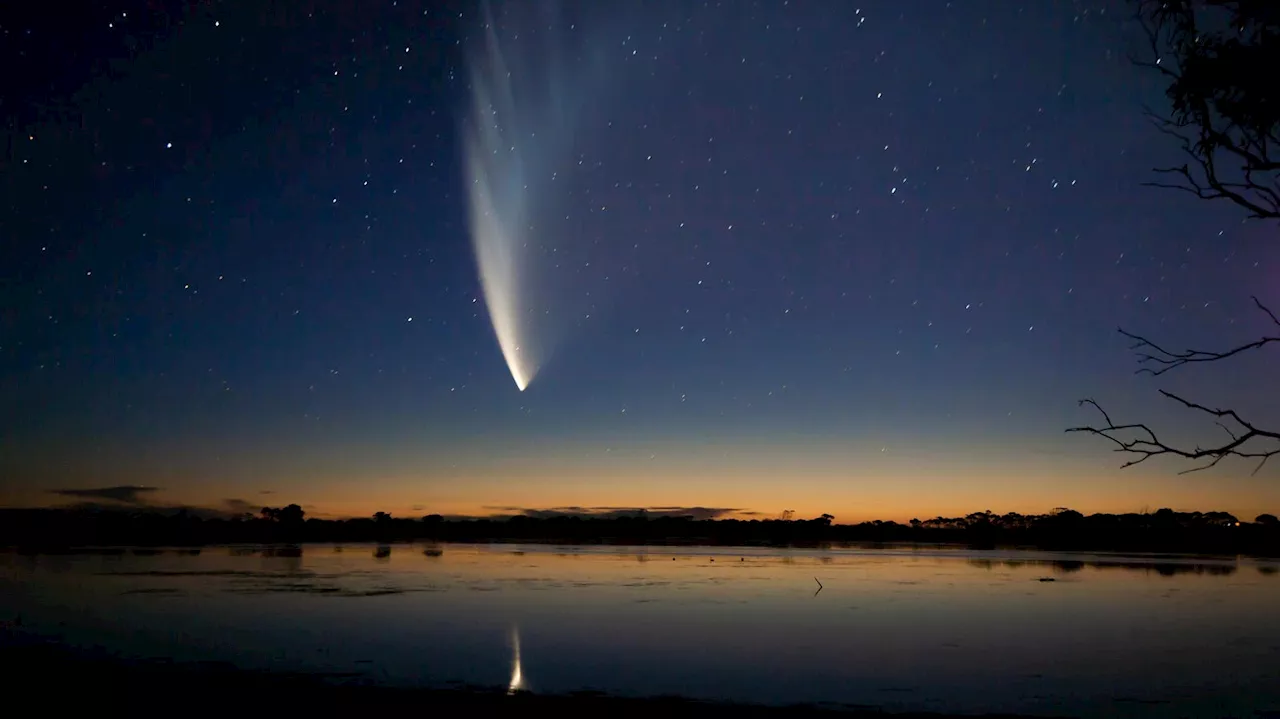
[4,435,1278,524]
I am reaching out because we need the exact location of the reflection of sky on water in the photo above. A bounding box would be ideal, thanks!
[2,545,1279,718]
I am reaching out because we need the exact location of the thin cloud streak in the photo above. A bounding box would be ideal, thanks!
[481,505,747,521]
[49,486,159,504]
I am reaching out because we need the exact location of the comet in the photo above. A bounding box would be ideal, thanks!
[462,1,594,392]
[460,1,637,392]
[461,7,538,391]
[462,141,533,391]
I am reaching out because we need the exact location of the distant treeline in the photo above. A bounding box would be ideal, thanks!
[2,506,1279,555]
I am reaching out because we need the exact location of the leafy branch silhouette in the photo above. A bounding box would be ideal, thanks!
[1130,0,1280,220]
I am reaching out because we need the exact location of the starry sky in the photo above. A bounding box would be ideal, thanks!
[2,0,1277,522]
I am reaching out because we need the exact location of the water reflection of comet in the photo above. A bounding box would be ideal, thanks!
[508,625,524,694]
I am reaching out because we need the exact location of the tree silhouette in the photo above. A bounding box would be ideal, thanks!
[1132,0,1279,220]
[1067,298,1279,473]
[260,504,305,524]
[1068,1,1279,475]
[3,503,1277,553]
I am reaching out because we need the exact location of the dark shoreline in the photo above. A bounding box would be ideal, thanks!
[4,506,1277,557]
[7,536,1280,562]
[6,539,1279,567]
[0,633,1060,718]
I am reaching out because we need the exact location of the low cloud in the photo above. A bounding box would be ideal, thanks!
[223,498,259,515]
[481,505,746,521]
[50,486,159,504]
[54,501,151,514]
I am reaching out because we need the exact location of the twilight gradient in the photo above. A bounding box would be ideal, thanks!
[0,0,1277,522]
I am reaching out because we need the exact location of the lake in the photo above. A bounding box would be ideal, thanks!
[2,544,1278,718]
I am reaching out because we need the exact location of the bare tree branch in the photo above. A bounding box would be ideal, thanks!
[1068,299,1279,474]
[1117,296,1280,376]
[1072,3,1279,476]
[1067,393,1280,476]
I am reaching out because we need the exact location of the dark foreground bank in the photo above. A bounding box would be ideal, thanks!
[2,633,1053,719]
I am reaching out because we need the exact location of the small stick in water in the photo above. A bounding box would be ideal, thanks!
[813,577,824,596]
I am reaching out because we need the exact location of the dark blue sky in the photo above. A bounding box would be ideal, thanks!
[2,0,1276,520]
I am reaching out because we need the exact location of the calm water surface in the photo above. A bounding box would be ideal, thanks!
[3,544,1278,717]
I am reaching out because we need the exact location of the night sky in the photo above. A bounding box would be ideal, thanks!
[3,0,1277,521]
